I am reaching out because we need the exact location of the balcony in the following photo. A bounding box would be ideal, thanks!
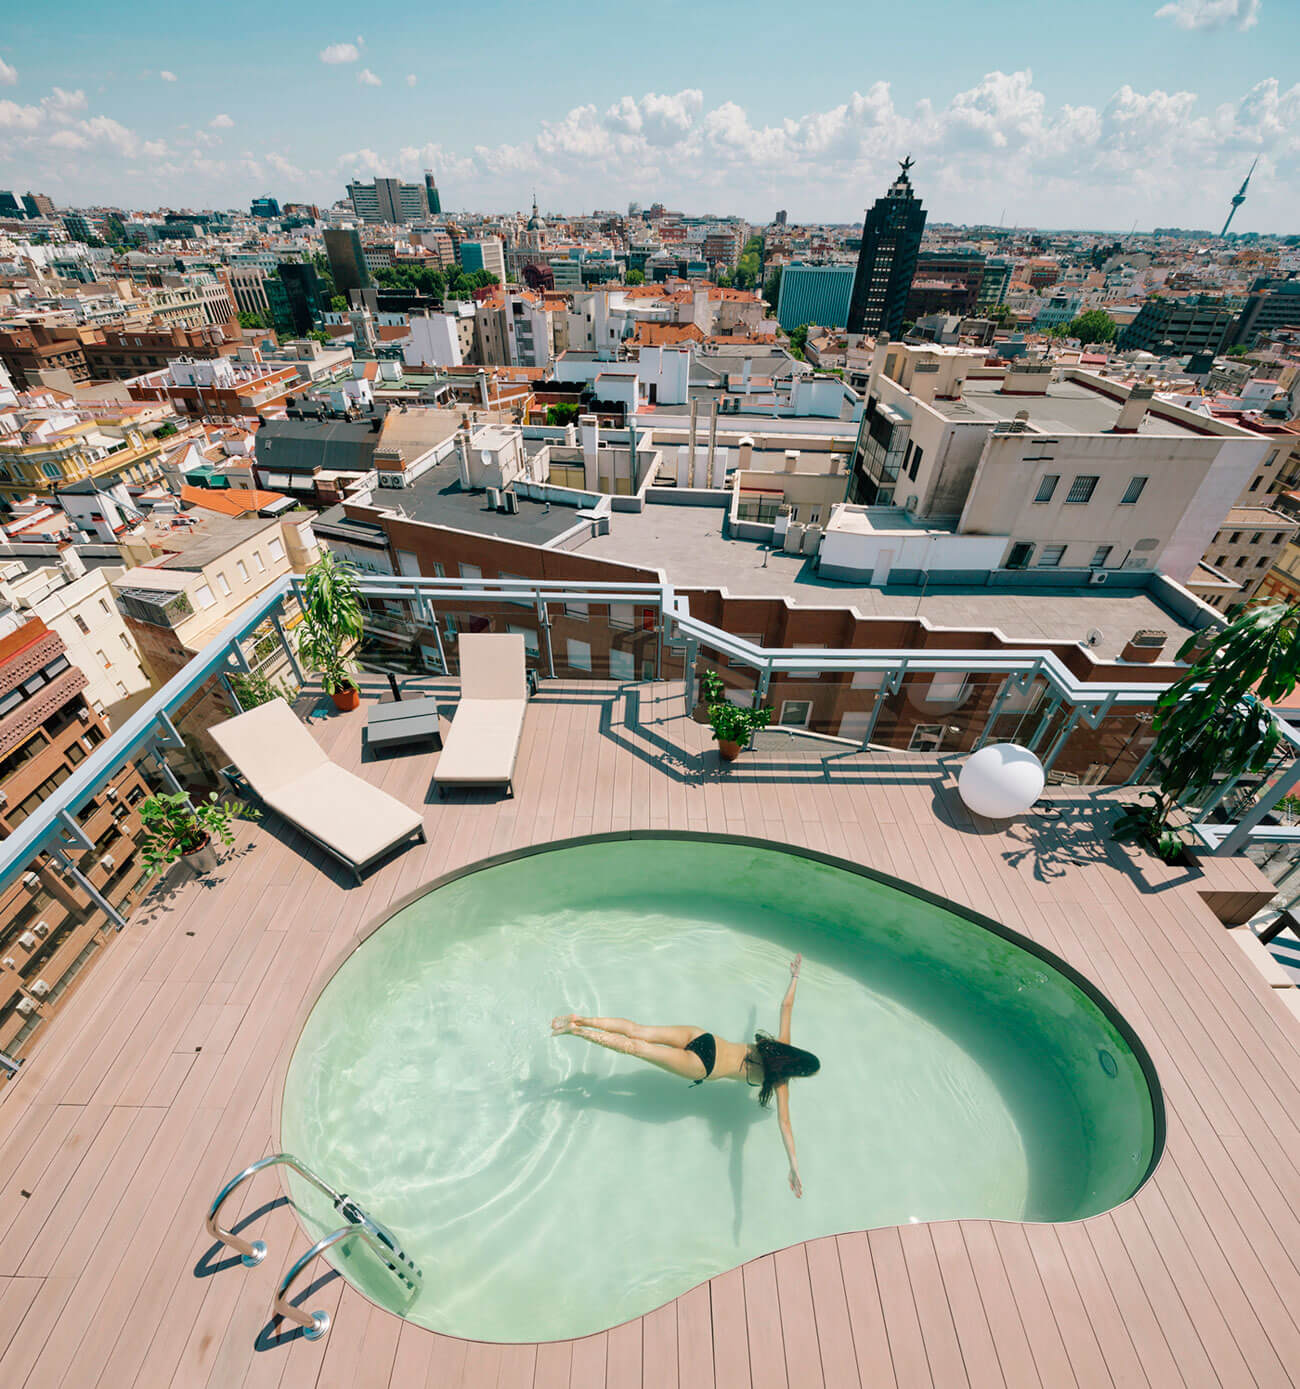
[1,575,1300,1385]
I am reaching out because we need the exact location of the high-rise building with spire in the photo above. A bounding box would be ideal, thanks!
[846,158,927,339]
[1220,158,1258,238]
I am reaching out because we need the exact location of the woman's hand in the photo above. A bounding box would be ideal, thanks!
[788,1167,803,1198]
[789,953,802,979]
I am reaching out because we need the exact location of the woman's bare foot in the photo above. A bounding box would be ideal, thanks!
[551,1013,581,1035]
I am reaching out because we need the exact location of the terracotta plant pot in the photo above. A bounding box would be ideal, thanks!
[692,702,711,724]
[332,684,361,712]
[183,834,219,875]
[717,739,742,762]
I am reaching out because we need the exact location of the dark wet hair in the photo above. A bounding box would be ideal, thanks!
[748,1030,820,1108]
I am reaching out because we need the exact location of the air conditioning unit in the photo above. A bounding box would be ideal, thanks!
[18,933,36,950]
[30,980,49,998]
[22,872,38,889]
[1089,570,1109,585]
[0,790,7,807]
[503,491,519,514]
[78,708,91,724]
[105,787,118,801]
[2,958,15,970]
[33,921,48,938]
[100,855,115,871]
[15,998,35,1017]
[486,487,501,510]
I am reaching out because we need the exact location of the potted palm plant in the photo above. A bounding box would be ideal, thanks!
[1113,601,1300,862]
[139,791,245,877]
[708,700,772,762]
[298,551,365,711]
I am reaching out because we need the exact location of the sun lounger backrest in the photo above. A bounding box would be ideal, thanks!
[209,698,329,798]
[459,633,527,702]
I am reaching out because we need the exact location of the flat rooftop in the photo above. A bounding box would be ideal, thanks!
[573,501,1196,659]
[366,458,585,545]
[929,377,1207,437]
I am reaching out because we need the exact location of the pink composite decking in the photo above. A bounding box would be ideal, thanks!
[0,678,1295,1388]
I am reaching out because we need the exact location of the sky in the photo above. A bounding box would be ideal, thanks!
[1,0,1298,232]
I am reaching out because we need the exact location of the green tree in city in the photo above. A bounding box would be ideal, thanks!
[330,295,348,313]
[762,267,782,312]
[1065,309,1117,343]
[310,252,337,301]
[625,269,644,285]
[546,403,581,426]
[306,328,331,344]
[237,310,270,330]
[787,323,810,360]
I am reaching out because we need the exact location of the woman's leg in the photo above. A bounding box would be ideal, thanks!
[558,1023,708,1082]
[563,1016,701,1049]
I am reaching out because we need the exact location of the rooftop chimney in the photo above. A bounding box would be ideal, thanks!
[1112,385,1155,434]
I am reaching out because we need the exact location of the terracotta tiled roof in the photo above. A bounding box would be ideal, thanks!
[631,322,705,346]
[179,485,286,516]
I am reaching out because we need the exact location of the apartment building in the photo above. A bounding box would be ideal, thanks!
[1202,507,1300,610]
[125,356,299,420]
[346,178,430,225]
[0,616,153,1066]
[1118,295,1240,355]
[0,406,170,506]
[0,551,153,720]
[113,512,318,774]
[460,239,506,283]
[82,324,239,380]
[844,341,1266,586]
[0,325,92,390]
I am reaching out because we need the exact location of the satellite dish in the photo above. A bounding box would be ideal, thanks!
[1085,628,1104,648]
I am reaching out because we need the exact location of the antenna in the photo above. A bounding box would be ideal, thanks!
[1085,628,1104,649]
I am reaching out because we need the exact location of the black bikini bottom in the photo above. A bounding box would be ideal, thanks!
[684,1031,716,1084]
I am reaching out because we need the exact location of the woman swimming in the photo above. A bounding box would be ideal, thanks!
[551,953,820,1197]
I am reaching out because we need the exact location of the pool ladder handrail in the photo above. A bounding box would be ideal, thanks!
[206,1152,422,1342]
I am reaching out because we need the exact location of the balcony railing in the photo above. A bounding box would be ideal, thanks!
[4,570,1300,1072]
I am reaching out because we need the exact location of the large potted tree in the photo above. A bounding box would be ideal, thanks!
[298,551,365,711]
[1113,602,1299,861]
[139,791,245,877]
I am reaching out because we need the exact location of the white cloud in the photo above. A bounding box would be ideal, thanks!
[0,55,16,86]
[406,74,417,87]
[1154,0,1260,30]
[0,98,43,132]
[357,68,382,87]
[319,42,360,64]
[210,113,234,128]
[159,70,178,83]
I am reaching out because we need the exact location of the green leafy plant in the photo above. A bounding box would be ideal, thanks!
[698,670,725,705]
[230,670,295,709]
[1112,793,1188,863]
[138,791,249,877]
[1114,602,1300,853]
[297,552,364,695]
[708,700,772,747]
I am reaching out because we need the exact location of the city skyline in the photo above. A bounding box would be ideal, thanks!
[0,0,1297,230]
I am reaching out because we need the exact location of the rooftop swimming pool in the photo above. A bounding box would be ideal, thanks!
[279,834,1161,1343]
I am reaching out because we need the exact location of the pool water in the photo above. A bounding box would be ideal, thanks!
[279,836,1159,1343]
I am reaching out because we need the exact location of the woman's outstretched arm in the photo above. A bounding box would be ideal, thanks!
[776,1083,801,1196]
[778,953,801,1044]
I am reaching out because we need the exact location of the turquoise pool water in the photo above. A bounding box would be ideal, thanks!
[279,836,1159,1343]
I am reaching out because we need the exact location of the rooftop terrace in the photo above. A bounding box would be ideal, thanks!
[2,676,1299,1388]
[928,378,1207,437]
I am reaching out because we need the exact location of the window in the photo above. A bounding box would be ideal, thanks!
[1006,542,1034,569]
[1038,544,1067,567]
[195,584,215,609]
[1120,476,1147,505]
[236,560,248,582]
[252,550,266,572]
[565,602,589,620]
[1033,474,1059,504]
[1235,557,1248,567]
[216,572,231,596]
[565,638,592,671]
[96,649,110,669]
[779,700,813,727]
[98,598,110,613]
[1091,546,1113,568]
[74,615,89,635]
[609,647,635,682]
[908,724,944,753]
[925,674,968,704]
[459,563,481,581]
[1258,556,1270,567]
[268,538,285,562]
[608,603,635,629]
[505,624,539,656]
[1231,532,1242,543]
[1065,475,1099,504]
[908,443,923,481]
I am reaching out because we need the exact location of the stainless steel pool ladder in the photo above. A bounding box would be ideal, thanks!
[206,1153,422,1342]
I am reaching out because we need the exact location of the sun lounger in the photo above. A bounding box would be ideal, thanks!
[433,633,528,796]
[211,698,425,883]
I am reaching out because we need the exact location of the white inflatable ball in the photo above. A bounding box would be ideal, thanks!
[958,743,1045,819]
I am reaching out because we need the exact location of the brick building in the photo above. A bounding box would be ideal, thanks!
[0,617,152,1066]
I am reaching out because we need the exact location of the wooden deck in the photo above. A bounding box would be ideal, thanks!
[1,678,1298,1388]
